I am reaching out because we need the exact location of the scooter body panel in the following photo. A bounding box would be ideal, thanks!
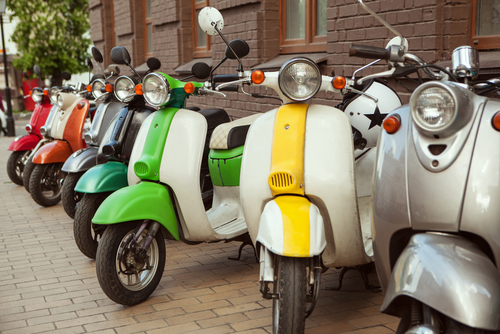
[74,161,128,193]
[51,93,81,139]
[32,140,73,164]
[92,181,179,240]
[62,146,99,173]
[62,99,89,152]
[8,133,40,151]
[382,233,500,331]
[29,101,52,137]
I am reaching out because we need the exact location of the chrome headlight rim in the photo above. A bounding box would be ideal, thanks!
[142,73,170,107]
[32,90,43,103]
[91,79,106,100]
[114,75,137,103]
[56,93,64,107]
[410,82,458,135]
[278,57,322,102]
[49,87,60,103]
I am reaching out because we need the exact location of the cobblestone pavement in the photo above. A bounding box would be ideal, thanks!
[0,135,398,333]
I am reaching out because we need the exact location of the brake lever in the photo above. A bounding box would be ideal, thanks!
[198,87,226,98]
[216,78,251,91]
[356,67,396,85]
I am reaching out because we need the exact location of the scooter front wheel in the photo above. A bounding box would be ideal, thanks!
[272,256,307,334]
[61,172,84,219]
[73,193,109,259]
[6,150,30,185]
[96,221,166,306]
[23,156,36,192]
[29,163,65,207]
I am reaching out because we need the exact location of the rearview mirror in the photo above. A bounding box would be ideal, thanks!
[225,39,250,60]
[104,65,120,77]
[91,47,104,63]
[110,46,131,65]
[86,56,93,69]
[33,65,42,78]
[191,62,211,79]
[61,71,71,81]
[146,57,161,71]
[198,7,224,36]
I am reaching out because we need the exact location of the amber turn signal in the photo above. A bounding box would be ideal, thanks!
[86,85,92,92]
[251,70,265,84]
[29,91,32,96]
[383,114,401,134]
[135,84,143,95]
[493,112,500,131]
[105,84,113,93]
[332,76,347,90]
[184,82,195,94]
[43,89,49,96]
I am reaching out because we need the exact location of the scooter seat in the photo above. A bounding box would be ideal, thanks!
[209,113,261,150]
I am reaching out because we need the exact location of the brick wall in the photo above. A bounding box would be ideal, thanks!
[91,0,476,114]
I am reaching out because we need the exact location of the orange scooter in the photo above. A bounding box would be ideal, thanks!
[29,88,91,207]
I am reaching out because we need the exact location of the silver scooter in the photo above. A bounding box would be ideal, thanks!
[351,1,500,333]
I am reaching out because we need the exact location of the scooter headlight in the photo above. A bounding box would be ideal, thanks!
[114,76,136,102]
[142,73,170,107]
[49,87,59,103]
[91,79,106,100]
[57,94,64,107]
[278,58,321,101]
[411,86,456,132]
[40,126,47,136]
[32,90,43,103]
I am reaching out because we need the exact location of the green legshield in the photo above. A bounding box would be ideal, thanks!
[74,162,128,193]
[208,146,244,186]
[92,181,179,240]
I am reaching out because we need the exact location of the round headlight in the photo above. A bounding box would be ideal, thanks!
[142,73,170,107]
[278,58,321,101]
[49,87,59,103]
[57,94,64,107]
[40,126,47,136]
[411,86,456,131]
[32,91,43,103]
[92,79,106,100]
[114,76,136,102]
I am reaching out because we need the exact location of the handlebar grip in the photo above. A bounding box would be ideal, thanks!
[213,74,240,83]
[349,44,390,60]
[218,85,239,92]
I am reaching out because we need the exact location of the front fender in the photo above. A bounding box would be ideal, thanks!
[8,134,40,151]
[92,182,179,240]
[256,196,326,257]
[62,146,98,173]
[382,233,500,330]
[32,140,72,164]
[74,161,128,193]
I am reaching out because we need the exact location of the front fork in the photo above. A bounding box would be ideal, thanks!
[27,138,50,161]
[258,244,322,318]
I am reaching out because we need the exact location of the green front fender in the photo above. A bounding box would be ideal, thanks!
[92,182,179,241]
[74,162,128,193]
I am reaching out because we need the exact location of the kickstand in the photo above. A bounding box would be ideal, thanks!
[228,234,258,262]
[324,264,380,292]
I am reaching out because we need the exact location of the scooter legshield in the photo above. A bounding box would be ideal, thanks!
[61,146,99,173]
[92,181,179,241]
[32,140,73,164]
[74,161,128,193]
[382,233,500,330]
[256,195,326,257]
[8,134,40,151]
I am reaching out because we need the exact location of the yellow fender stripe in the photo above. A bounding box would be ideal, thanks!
[274,196,311,257]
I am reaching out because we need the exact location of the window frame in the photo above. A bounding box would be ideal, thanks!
[471,0,500,50]
[192,0,211,58]
[143,0,153,59]
[279,0,327,54]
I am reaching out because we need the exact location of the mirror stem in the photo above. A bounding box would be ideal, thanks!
[212,23,244,72]
[210,56,227,89]
[127,62,141,78]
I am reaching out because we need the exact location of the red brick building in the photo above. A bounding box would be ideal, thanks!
[89,0,500,117]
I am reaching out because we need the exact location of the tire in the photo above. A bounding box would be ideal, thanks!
[29,163,65,207]
[6,150,30,185]
[96,221,166,306]
[23,156,36,192]
[74,193,109,259]
[61,172,84,219]
[272,256,307,334]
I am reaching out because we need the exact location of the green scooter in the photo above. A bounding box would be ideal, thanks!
[92,40,260,305]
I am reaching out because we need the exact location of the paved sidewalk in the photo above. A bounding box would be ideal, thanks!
[0,136,398,333]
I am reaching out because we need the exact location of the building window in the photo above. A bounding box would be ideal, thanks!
[471,0,500,50]
[193,0,211,58]
[144,0,153,58]
[280,0,327,53]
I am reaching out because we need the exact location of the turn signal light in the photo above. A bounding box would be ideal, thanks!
[251,70,265,84]
[383,114,401,134]
[29,91,32,96]
[332,76,346,90]
[184,82,195,94]
[105,84,113,93]
[86,85,92,92]
[135,84,143,95]
[25,124,32,133]
[493,112,500,131]
[43,89,49,96]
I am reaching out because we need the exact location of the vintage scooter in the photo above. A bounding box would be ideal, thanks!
[71,50,161,259]
[349,1,500,333]
[195,7,400,333]
[60,47,123,218]
[28,78,92,207]
[6,67,55,185]
[91,41,261,306]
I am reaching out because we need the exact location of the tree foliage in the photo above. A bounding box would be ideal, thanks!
[8,0,91,86]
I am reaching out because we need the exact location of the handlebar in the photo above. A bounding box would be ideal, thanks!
[213,74,240,83]
[349,44,390,60]
[217,84,239,92]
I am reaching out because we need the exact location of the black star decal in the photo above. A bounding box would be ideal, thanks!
[364,106,388,130]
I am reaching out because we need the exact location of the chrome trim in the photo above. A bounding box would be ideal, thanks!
[278,57,321,102]
[142,72,170,107]
[113,76,136,103]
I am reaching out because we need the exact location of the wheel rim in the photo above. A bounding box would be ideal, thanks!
[15,151,30,178]
[115,229,160,291]
[38,164,64,199]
